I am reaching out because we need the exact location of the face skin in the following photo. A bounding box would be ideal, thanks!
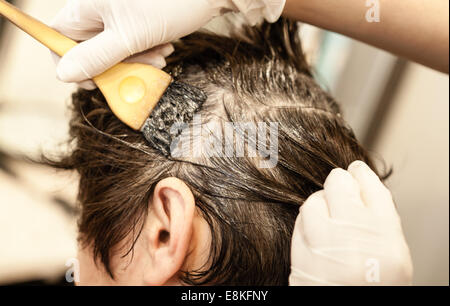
[75,177,212,286]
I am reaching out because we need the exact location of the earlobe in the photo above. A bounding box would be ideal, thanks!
[143,177,196,285]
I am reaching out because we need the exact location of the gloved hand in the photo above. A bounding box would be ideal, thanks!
[51,0,286,85]
[290,161,413,286]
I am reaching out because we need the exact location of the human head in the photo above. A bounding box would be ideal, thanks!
[47,19,384,285]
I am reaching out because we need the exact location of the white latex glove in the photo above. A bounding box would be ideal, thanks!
[51,0,286,86]
[289,161,413,286]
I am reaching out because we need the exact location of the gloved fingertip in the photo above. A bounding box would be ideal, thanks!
[324,167,360,198]
[325,168,353,187]
[126,52,168,68]
[348,160,392,206]
[78,80,97,90]
[348,160,380,183]
[348,160,369,172]
[151,56,167,69]
[300,190,329,217]
[160,44,175,57]
[56,58,89,83]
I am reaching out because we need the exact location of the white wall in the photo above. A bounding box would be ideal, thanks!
[0,0,77,284]
[374,63,449,285]
[0,0,75,158]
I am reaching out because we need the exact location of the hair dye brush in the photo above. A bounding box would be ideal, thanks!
[0,0,206,152]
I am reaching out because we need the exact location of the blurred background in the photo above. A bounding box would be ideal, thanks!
[0,0,448,286]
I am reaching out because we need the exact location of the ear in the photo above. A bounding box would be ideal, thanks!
[143,177,196,285]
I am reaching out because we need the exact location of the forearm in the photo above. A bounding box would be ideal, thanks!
[283,0,449,73]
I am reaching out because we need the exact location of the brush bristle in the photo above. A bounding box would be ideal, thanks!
[141,82,207,156]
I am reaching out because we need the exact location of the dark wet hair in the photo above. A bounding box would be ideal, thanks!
[46,18,385,285]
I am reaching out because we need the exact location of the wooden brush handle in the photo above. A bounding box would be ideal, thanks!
[0,0,173,131]
[0,0,77,56]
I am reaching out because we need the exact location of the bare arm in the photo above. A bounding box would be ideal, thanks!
[283,0,449,73]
